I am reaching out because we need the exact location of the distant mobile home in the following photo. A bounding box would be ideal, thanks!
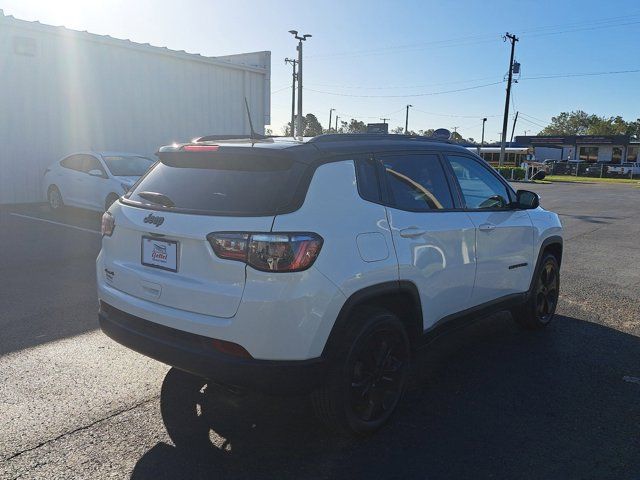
[0,10,271,203]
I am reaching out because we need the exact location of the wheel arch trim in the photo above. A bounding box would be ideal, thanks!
[321,280,423,357]
[528,235,563,295]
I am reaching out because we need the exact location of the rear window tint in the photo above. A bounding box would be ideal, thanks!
[380,154,454,211]
[125,153,307,216]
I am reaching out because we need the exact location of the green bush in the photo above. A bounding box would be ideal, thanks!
[494,166,525,180]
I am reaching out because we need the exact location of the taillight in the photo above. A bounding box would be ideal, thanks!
[101,211,115,237]
[183,145,219,152]
[209,233,250,261]
[207,232,323,272]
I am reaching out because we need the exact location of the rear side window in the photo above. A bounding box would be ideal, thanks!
[355,158,382,203]
[380,154,454,211]
[60,155,84,171]
[81,155,105,174]
[125,153,307,216]
[103,156,155,176]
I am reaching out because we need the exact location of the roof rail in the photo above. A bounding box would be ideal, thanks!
[307,133,452,144]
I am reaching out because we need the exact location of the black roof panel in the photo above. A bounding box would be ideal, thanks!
[158,134,475,164]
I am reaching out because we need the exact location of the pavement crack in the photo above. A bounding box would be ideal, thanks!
[1,396,159,463]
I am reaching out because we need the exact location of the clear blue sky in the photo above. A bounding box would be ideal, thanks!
[2,0,638,140]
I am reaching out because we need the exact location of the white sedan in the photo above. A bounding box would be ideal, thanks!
[44,151,155,212]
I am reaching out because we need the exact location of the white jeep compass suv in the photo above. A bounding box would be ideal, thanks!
[97,134,563,434]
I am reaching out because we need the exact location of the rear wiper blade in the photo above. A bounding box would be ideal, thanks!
[137,191,175,208]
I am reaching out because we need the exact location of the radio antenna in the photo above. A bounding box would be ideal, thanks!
[244,97,267,140]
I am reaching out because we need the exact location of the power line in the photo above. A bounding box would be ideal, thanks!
[308,34,499,60]
[300,68,640,99]
[518,112,550,125]
[522,68,640,81]
[305,81,504,98]
[271,85,291,94]
[304,75,501,90]
[306,12,640,60]
[519,116,548,129]
[518,12,640,35]
[412,108,501,119]
[521,19,640,39]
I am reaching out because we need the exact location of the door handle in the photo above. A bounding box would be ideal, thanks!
[478,223,496,232]
[400,227,427,238]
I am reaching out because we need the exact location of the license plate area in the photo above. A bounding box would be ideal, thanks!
[141,236,178,272]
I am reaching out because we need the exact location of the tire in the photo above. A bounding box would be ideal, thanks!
[48,185,63,210]
[512,253,560,329]
[312,306,410,435]
[105,193,120,212]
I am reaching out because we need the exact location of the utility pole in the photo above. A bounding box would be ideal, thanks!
[478,118,487,154]
[335,115,339,132]
[481,117,487,146]
[405,104,413,134]
[524,129,530,136]
[510,111,519,143]
[499,32,518,166]
[328,108,335,133]
[380,117,390,124]
[284,58,297,136]
[289,30,311,138]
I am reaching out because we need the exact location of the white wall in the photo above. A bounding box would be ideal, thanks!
[0,14,270,203]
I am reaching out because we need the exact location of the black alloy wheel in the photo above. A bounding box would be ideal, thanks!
[512,253,560,329]
[535,257,559,324]
[312,307,410,435]
[348,325,409,424]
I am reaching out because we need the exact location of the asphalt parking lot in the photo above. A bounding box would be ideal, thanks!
[1,182,639,480]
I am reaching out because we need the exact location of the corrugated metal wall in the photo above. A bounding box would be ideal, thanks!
[0,14,271,203]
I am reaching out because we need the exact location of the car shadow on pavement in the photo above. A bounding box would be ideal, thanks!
[131,313,640,480]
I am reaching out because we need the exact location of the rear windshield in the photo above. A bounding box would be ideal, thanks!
[124,153,307,216]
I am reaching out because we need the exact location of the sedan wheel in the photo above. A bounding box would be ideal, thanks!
[48,187,63,210]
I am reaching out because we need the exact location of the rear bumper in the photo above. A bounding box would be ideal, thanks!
[98,302,327,395]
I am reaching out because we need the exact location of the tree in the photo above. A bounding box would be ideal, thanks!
[282,113,324,137]
[450,131,464,142]
[626,119,640,140]
[539,110,592,135]
[346,119,367,133]
[303,113,323,136]
[391,126,404,134]
[539,111,637,137]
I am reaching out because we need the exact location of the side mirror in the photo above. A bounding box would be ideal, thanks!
[88,169,105,177]
[515,189,540,209]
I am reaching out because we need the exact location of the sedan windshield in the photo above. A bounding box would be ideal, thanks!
[103,155,155,176]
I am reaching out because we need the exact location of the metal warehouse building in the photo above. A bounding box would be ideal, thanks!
[0,11,271,203]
